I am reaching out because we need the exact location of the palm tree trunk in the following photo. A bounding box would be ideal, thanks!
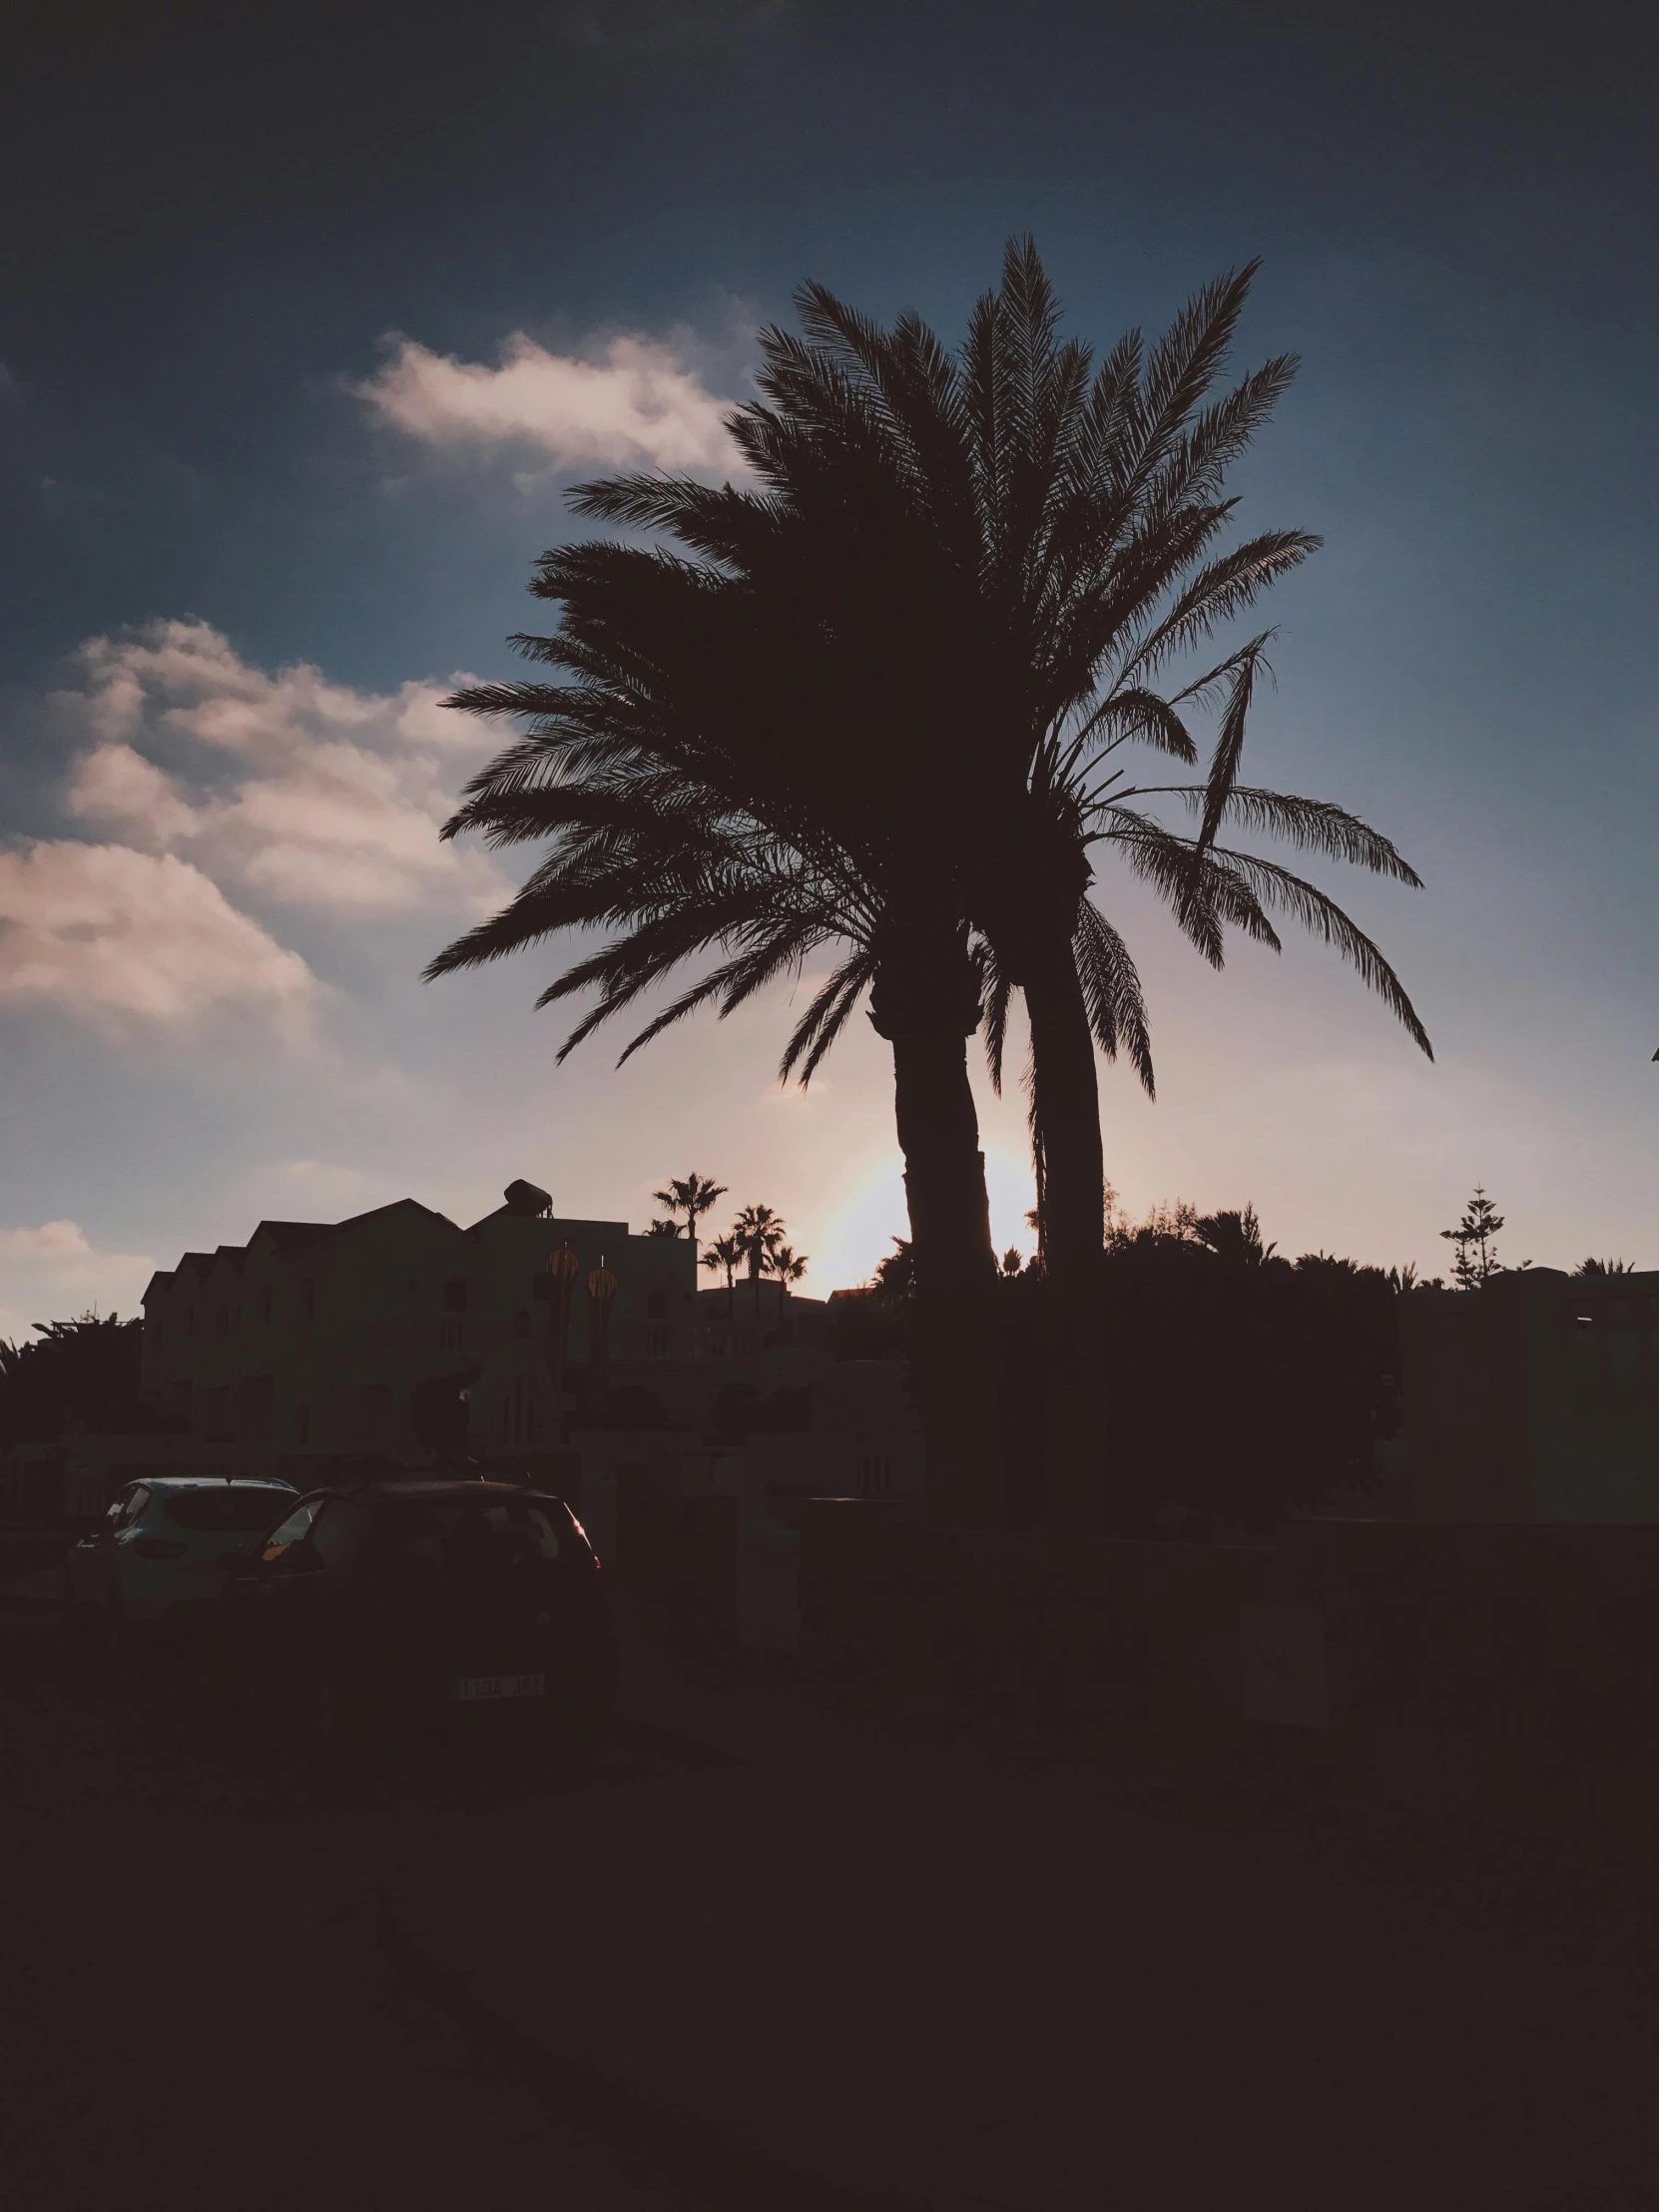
[872,948,1003,1534]
[1021,930,1107,1536]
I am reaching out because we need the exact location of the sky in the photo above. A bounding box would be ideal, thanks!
[1,0,1655,1339]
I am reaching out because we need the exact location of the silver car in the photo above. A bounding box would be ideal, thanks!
[65,1475,298,1640]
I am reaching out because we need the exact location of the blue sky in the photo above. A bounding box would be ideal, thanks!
[1,0,1655,1336]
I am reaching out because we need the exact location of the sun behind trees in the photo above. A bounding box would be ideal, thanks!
[426,240,1428,1533]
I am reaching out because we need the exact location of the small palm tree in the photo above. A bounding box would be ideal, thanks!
[769,1244,808,1290]
[652,1172,728,1246]
[700,1233,744,1321]
[733,1203,785,1318]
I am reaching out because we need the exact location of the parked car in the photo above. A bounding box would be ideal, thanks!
[222,1479,616,1756]
[64,1475,300,1641]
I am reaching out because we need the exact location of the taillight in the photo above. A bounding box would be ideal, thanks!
[131,1537,188,1561]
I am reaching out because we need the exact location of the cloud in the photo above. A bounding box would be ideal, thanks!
[0,1220,95,1261]
[0,840,317,1026]
[0,1219,156,1345]
[355,330,741,474]
[58,618,504,917]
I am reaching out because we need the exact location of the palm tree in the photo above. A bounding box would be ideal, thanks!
[700,1232,744,1321]
[769,1243,809,1288]
[755,246,1430,1277]
[733,1203,785,1319]
[652,1172,727,1246]
[428,240,1428,1531]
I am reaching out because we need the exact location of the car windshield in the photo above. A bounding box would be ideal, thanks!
[369,1499,566,1571]
[162,1487,296,1532]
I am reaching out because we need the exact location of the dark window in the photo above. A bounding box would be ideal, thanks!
[367,1498,563,1571]
[856,1454,894,1497]
[164,1486,295,1533]
[257,1285,272,1324]
[309,1497,368,1570]
[111,1484,151,1529]
[646,1291,670,1321]
[300,1279,316,1324]
[646,1326,669,1358]
[441,1278,469,1313]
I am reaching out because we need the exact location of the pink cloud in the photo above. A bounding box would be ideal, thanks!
[354,330,741,473]
[60,619,504,917]
[0,840,316,1027]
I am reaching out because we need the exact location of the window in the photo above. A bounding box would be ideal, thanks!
[300,1279,316,1324]
[261,1495,324,1567]
[856,1454,894,1497]
[110,1484,151,1530]
[441,1277,469,1314]
[367,1498,564,1571]
[257,1284,272,1324]
[499,1371,542,1446]
[441,1318,467,1352]
[646,1326,669,1358]
[164,1485,295,1533]
[646,1291,670,1321]
[309,1497,368,1570]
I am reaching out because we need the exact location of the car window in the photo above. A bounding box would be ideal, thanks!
[163,1487,297,1533]
[366,1499,564,1571]
[309,1497,368,1570]
[116,1485,152,1530]
[261,1496,323,1565]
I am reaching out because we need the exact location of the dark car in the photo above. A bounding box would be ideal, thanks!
[223,1479,616,1758]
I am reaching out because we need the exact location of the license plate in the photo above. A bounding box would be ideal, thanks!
[457,1673,544,1702]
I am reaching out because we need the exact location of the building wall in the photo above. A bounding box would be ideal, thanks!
[136,1192,910,1485]
[141,1194,700,1469]
[1400,1270,1659,1522]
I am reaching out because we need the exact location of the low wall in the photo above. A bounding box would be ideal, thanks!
[799,1500,1659,1834]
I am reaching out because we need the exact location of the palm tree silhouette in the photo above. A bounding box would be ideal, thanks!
[733,1203,785,1320]
[652,1172,727,1247]
[426,240,1428,1530]
[700,1233,744,1322]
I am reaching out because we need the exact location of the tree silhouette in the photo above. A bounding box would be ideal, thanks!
[732,1203,785,1318]
[652,1172,727,1245]
[700,1233,744,1321]
[425,240,1428,1530]
[1439,1187,1506,1290]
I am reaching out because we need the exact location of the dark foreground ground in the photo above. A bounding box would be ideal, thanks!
[6,1584,1659,2211]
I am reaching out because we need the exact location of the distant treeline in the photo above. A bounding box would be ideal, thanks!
[829,1206,1404,1533]
[0,1314,175,1446]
